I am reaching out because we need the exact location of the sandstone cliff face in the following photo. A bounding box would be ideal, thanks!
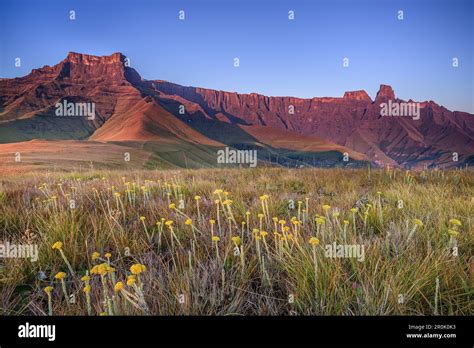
[375,84,396,102]
[343,90,372,102]
[57,52,127,82]
[1,52,473,168]
[151,80,473,167]
[0,52,143,130]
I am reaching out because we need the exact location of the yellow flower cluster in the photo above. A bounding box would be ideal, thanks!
[52,241,63,250]
[449,218,462,227]
[309,237,320,246]
[127,275,136,286]
[54,271,67,280]
[231,236,241,246]
[448,229,459,237]
[413,219,424,227]
[91,263,115,276]
[114,281,124,292]
[130,263,146,275]
[91,252,100,261]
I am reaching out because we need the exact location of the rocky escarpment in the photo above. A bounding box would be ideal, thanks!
[1,52,473,168]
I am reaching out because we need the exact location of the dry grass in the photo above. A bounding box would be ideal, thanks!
[0,167,472,315]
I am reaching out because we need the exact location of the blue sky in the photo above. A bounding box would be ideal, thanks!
[1,0,473,112]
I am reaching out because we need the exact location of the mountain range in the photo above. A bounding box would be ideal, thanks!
[0,52,473,171]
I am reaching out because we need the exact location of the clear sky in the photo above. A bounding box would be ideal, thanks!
[1,0,473,112]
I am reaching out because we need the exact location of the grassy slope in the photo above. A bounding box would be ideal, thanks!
[0,168,472,315]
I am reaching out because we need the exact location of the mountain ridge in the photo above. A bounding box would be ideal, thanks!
[0,52,473,169]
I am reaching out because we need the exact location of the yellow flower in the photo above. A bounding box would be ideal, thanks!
[213,189,223,194]
[449,219,462,227]
[222,199,233,205]
[130,263,147,275]
[44,286,53,294]
[104,252,112,259]
[169,203,176,209]
[81,275,90,282]
[413,219,424,227]
[52,241,63,250]
[322,205,331,212]
[91,252,100,261]
[332,211,340,218]
[231,236,241,246]
[139,216,146,221]
[212,236,220,242]
[343,220,350,225]
[209,219,215,225]
[283,226,290,233]
[114,282,124,292]
[246,211,251,216]
[350,208,358,213]
[185,218,193,225]
[260,231,268,238]
[194,195,201,200]
[309,237,320,246]
[165,220,174,227]
[127,276,136,286]
[83,285,91,293]
[272,217,278,223]
[54,272,67,280]
[315,217,325,225]
[448,229,459,237]
[258,213,264,218]
[114,192,121,198]
[96,264,105,275]
[278,220,286,225]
